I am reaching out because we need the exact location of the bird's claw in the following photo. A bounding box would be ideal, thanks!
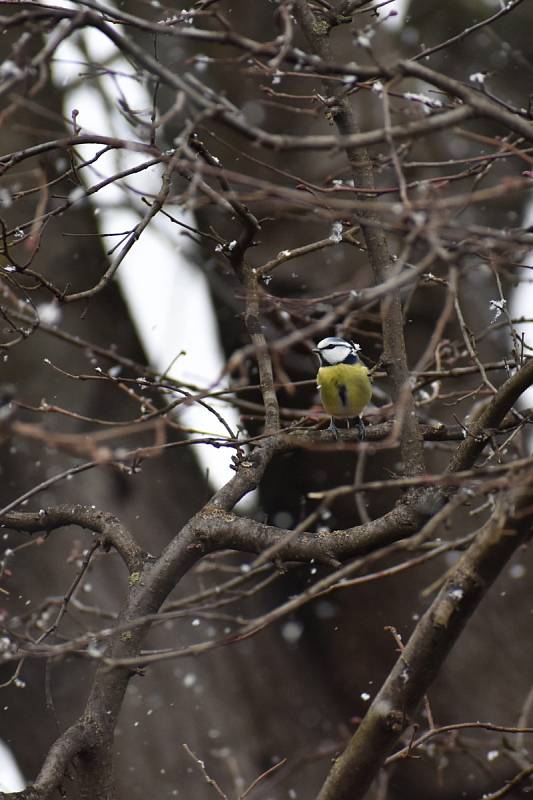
[327,418,365,441]
[327,418,339,439]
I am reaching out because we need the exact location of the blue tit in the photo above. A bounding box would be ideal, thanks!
[312,337,372,440]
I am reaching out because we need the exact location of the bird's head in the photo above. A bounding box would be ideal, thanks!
[312,337,361,366]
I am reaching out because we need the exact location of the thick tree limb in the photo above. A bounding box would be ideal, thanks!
[317,469,533,800]
[1,723,86,800]
[1,505,144,573]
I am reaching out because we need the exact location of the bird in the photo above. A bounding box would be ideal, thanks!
[312,337,372,440]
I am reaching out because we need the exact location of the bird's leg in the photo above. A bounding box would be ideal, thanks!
[355,416,365,441]
[327,417,339,439]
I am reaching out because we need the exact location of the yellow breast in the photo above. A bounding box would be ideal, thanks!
[317,363,372,419]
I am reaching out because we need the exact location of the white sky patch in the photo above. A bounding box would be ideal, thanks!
[0,740,25,791]
[384,0,410,29]
[510,200,533,417]
[46,13,242,489]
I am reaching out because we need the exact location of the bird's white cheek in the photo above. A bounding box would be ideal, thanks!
[322,345,350,364]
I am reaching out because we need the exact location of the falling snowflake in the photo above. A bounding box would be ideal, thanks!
[489,298,506,321]
[329,222,343,243]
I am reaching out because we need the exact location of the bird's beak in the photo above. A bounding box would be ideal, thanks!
[312,347,319,353]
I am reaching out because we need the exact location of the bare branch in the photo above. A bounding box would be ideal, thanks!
[294,0,426,478]
[1,505,144,572]
[318,471,533,800]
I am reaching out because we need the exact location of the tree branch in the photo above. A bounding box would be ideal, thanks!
[294,0,426,478]
[317,469,533,800]
[447,356,533,475]
[0,505,145,573]
[0,724,86,800]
